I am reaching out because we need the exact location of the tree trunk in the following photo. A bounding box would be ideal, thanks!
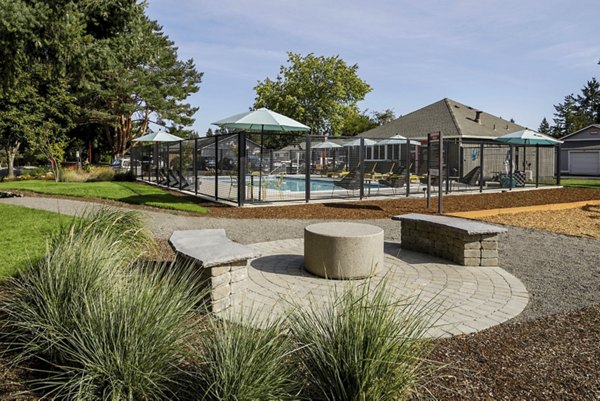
[5,141,20,179]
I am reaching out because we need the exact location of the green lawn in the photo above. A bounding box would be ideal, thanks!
[0,204,73,279]
[560,178,600,189]
[0,180,208,214]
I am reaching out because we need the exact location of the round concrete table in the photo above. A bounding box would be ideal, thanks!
[304,222,384,279]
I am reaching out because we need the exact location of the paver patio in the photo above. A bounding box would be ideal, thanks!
[229,238,529,338]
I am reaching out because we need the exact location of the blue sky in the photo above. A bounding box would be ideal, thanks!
[146,0,599,136]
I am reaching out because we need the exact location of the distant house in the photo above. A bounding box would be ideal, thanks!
[560,124,600,176]
[357,98,556,178]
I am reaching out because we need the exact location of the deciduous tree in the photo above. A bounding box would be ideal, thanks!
[254,53,372,136]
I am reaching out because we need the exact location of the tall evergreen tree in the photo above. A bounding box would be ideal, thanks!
[551,78,600,137]
[538,117,551,135]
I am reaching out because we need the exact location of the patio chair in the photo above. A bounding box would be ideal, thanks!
[332,171,361,196]
[174,169,195,191]
[326,163,347,178]
[364,162,381,180]
[378,175,406,194]
[166,169,180,187]
[453,166,481,191]
[158,168,170,185]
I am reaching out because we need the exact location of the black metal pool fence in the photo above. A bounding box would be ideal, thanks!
[130,132,561,206]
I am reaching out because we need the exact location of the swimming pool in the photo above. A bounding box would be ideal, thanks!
[260,176,382,192]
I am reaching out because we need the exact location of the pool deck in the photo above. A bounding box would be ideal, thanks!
[226,238,529,338]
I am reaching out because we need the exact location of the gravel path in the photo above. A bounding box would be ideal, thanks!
[2,196,599,322]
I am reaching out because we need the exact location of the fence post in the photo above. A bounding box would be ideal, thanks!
[359,137,365,200]
[479,143,484,193]
[509,146,514,191]
[193,138,198,195]
[405,138,411,197]
[155,143,159,185]
[214,136,219,200]
[179,141,183,190]
[238,132,247,206]
[555,143,561,186]
[535,144,540,188]
[305,135,311,203]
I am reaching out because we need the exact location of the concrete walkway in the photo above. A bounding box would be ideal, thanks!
[230,238,528,338]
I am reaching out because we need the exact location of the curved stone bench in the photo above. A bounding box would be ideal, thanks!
[169,229,261,313]
[392,213,507,266]
[304,222,383,279]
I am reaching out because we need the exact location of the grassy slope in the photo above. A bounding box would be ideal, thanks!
[0,180,208,214]
[0,204,72,279]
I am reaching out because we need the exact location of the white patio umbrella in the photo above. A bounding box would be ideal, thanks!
[132,131,183,142]
[312,141,342,149]
[495,129,563,145]
[377,134,421,146]
[343,137,377,147]
[212,108,310,133]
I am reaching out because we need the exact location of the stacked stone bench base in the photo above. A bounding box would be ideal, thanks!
[169,229,260,313]
[392,213,507,267]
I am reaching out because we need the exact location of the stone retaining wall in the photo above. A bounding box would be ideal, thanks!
[393,214,506,267]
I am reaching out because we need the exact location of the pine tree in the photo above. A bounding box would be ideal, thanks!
[538,117,551,135]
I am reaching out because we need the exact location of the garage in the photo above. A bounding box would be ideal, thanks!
[569,151,600,175]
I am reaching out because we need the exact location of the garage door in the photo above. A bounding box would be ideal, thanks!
[570,151,600,175]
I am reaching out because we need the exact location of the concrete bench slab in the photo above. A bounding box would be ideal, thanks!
[169,229,261,313]
[392,213,507,266]
[169,229,260,268]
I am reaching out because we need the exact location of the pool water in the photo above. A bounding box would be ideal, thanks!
[262,176,382,192]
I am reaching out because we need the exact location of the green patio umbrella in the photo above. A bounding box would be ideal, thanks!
[212,108,310,132]
[495,129,563,145]
[132,131,184,142]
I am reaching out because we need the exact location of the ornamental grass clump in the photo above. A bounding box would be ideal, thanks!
[195,313,301,401]
[0,209,205,400]
[289,280,433,401]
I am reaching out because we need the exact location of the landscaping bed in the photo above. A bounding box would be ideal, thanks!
[480,204,600,240]
[426,304,600,400]
[204,188,600,219]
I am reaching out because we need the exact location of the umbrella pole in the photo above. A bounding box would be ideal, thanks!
[259,126,264,201]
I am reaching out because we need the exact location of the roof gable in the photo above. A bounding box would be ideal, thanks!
[560,124,600,141]
[358,98,525,139]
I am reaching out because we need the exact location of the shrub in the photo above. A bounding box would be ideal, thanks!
[52,208,155,259]
[0,209,203,400]
[195,313,301,401]
[59,169,88,182]
[113,170,137,182]
[88,166,115,182]
[289,280,433,401]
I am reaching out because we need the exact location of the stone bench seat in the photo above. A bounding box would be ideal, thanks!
[169,229,260,312]
[392,213,507,266]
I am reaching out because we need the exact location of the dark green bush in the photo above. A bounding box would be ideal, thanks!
[113,170,137,181]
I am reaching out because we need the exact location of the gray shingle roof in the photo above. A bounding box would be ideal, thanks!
[357,98,526,140]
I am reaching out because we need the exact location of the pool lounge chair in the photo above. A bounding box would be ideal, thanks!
[378,175,406,194]
[332,171,361,196]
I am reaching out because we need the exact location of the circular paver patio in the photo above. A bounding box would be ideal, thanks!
[228,239,529,338]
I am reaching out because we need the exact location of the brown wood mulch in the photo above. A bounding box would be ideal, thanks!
[480,203,600,240]
[424,304,600,400]
[204,187,600,219]
[12,187,600,220]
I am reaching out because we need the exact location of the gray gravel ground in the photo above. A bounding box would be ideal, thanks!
[1,196,599,322]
